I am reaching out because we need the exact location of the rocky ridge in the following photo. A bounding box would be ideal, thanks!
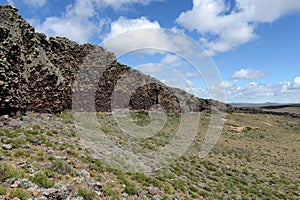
[0,4,231,116]
[1,4,298,120]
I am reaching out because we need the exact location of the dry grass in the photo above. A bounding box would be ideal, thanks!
[0,111,299,199]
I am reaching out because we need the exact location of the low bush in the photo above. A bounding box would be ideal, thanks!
[29,173,54,188]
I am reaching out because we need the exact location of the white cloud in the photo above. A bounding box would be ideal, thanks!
[32,0,98,43]
[160,54,184,67]
[211,79,300,103]
[102,18,188,55]
[176,0,300,55]
[186,87,209,98]
[182,80,209,97]
[184,80,195,88]
[292,76,300,88]
[35,17,96,44]
[102,17,210,63]
[231,68,266,80]
[106,16,160,38]
[93,0,164,10]
[28,0,163,43]
[236,0,300,23]
[24,0,47,7]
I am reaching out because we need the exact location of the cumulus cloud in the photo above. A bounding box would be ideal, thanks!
[32,0,98,43]
[28,0,163,43]
[211,79,300,103]
[93,0,164,10]
[292,76,300,88]
[184,80,195,88]
[102,18,195,56]
[160,54,185,67]
[106,16,160,38]
[231,68,266,80]
[35,17,96,44]
[176,0,300,55]
[102,18,174,55]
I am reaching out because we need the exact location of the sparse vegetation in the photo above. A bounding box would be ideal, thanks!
[0,110,299,199]
[51,159,73,175]
[9,188,30,200]
[0,186,7,195]
[77,188,96,200]
[124,183,137,195]
[130,110,151,126]
[29,173,55,188]
[1,5,299,199]
[0,163,19,182]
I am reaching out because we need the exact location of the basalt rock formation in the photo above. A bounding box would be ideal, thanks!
[0,4,230,116]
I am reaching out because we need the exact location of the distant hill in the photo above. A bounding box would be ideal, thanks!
[230,102,281,108]
[231,103,300,115]
[260,104,300,114]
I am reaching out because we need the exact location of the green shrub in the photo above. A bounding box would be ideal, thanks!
[132,173,152,186]
[161,196,171,200]
[69,130,77,137]
[0,186,7,195]
[173,180,186,191]
[46,132,54,136]
[38,135,47,143]
[14,150,29,157]
[164,185,172,194]
[101,125,114,133]
[26,129,39,135]
[29,173,54,188]
[124,184,137,195]
[9,188,30,200]
[44,170,57,178]
[45,141,55,148]
[5,130,19,138]
[77,188,96,200]
[102,186,120,199]
[11,138,26,148]
[0,163,18,181]
[51,159,73,175]
[130,111,151,126]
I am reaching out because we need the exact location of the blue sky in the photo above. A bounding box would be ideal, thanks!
[2,0,300,103]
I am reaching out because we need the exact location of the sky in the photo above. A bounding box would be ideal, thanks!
[2,0,300,103]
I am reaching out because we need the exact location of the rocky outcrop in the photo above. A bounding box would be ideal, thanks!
[0,5,98,115]
[0,4,230,116]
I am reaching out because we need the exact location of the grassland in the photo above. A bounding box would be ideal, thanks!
[0,110,299,199]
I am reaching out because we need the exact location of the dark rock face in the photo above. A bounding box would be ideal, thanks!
[0,5,106,115]
[0,4,230,115]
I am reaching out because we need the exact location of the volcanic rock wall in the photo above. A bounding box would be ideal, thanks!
[0,4,230,116]
[0,5,99,114]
